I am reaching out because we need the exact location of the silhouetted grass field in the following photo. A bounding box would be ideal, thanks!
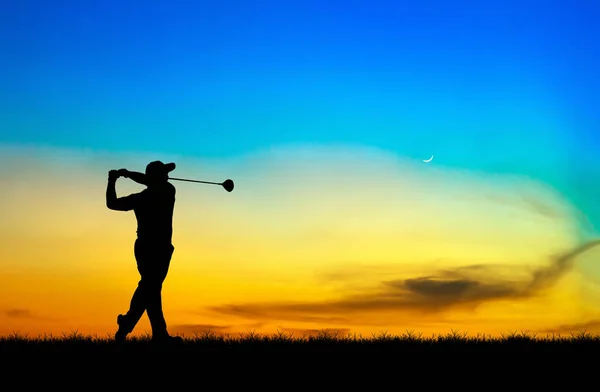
[2,329,599,354]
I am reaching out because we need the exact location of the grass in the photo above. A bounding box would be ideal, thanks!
[2,328,599,354]
[4,330,592,386]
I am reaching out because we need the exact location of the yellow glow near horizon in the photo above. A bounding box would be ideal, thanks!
[1,143,599,338]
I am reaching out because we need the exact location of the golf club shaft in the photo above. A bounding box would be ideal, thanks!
[169,177,221,185]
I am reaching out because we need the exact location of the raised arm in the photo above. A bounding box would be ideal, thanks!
[118,169,147,185]
[106,170,120,208]
[106,170,141,211]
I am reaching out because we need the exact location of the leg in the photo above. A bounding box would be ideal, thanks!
[116,279,150,337]
[143,266,170,338]
[115,240,168,340]
[136,242,174,339]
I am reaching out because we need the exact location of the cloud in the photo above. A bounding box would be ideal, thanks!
[169,324,232,335]
[540,319,600,334]
[279,327,351,338]
[169,322,265,336]
[3,308,51,320]
[4,309,32,318]
[209,240,600,324]
[211,307,350,325]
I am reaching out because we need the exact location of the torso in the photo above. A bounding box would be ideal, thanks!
[133,183,175,245]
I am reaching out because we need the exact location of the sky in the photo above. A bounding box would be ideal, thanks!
[1,0,600,338]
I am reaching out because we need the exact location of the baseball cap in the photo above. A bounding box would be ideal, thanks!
[145,160,176,177]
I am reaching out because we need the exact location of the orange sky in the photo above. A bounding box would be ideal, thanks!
[1,142,600,338]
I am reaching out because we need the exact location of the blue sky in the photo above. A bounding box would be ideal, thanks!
[1,0,599,227]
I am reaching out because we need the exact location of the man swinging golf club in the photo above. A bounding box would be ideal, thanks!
[106,160,183,344]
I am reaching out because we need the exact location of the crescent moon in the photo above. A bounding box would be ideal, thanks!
[423,155,434,163]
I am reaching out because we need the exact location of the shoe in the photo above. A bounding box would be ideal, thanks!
[115,314,129,342]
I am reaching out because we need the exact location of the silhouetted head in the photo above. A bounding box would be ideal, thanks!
[145,160,176,186]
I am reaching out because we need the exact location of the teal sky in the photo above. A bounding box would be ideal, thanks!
[1,0,599,230]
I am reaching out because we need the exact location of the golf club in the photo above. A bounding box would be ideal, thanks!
[169,177,234,192]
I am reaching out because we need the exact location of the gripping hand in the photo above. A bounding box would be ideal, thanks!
[108,170,119,182]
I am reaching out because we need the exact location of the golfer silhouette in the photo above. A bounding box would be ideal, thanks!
[106,160,183,344]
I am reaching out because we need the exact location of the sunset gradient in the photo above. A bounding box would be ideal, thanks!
[1,0,600,337]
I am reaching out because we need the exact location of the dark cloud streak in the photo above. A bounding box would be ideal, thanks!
[209,240,600,324]
[169,322,265,335]
[4,309,43,319]
[540,319,600,334]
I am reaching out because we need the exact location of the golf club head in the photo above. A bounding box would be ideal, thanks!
[222,179,234,192]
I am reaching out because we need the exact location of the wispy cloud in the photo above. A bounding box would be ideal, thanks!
[3,308,53,320]
[169,322,265,336]
[539,319,600,334]
[169,324,232,335]
[209,240,600,324]
[279,327,351,338]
